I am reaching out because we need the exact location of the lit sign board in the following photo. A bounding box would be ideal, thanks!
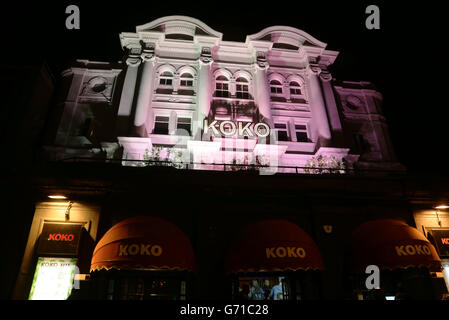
[28,257,77,300]
[37,222,83,256]
[431,229,449,258]
[204,120,270,137]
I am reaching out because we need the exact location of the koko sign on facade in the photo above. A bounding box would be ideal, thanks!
[203,120,270,138]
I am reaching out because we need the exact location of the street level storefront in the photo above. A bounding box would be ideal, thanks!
[347,219,444,300]
[89,216,196,300]
[11,201,99,300]
[225,220,324,300]
[28,222,83,300]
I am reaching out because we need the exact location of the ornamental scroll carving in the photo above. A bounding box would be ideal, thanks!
[199,47,213,64]
[256,51,269,69]
[125,46,142,66]
[141,42,156,62]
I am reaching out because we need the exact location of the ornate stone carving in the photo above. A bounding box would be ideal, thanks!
[345,95,363,110]
[199,47,213,64]
[256,51,269,69]
[79,75,113,103]
[126,56,141,66]
[125,46,142,66]
[86,76,108,94]
[309,64,321,75]
[141,42,156,62]
[319,71,332,81]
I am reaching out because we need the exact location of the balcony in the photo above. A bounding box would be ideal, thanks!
[209,100,259,123]
[54,156,405,177]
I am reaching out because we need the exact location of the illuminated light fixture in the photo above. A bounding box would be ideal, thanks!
[65,202,73,221]
[433,204,448,227]
[48,195,67,199]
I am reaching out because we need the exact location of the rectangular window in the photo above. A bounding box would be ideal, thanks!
[159,78,172,86]
[236,276,289,300]
[271,87,283,94]
[153,116,169,135]
[111,277,185,300]
[215,83,229,97]
[295,124,309,142]
[353,134,369,153]
[176,117,191,136]
[180,80,193,87]
[275,123,289,141]
[236,84,250,99]
[80,118,93,137]
[290,88,302,95]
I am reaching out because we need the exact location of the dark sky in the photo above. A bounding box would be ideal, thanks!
[2,1,447,173]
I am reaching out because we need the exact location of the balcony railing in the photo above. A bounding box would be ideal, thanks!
[55,157,406,177]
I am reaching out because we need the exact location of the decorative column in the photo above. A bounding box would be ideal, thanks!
[196,47,213,139]
[253,52,273,127]
[307,65,332,147]
[229,76,236,97]
[133,42,156,137]
[319,69,344,146]
[172,72,180,95]
[117,47,141,120]
[284,80,291,102]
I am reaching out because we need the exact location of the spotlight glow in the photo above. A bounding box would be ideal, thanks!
[48,195,67,200]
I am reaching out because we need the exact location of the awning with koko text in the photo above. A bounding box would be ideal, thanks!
[225,219,324,273]
[90,216,196,272]
[349,219,441,272]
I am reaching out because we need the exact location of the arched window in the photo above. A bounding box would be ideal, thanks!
[180,73,194,87]
[215,75,230,97]
[235,77,250,99]
[159,71,173,86]
[270,80,283,95]
[289,81,302,96]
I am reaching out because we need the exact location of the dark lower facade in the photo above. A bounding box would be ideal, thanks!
[5,161,449,300]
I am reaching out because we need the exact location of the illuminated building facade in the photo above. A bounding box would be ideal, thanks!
[7,16,449,301]
[44,16,402,174]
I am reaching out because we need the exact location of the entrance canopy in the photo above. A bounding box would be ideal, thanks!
[225,219,324,273]
[349,219,441,272]
[90,216,195,272]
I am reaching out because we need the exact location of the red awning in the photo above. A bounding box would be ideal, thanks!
[90,216,195,272]
[225,219,324,273]
[349,219,442,272]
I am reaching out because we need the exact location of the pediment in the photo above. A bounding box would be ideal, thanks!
[246,26,326,49]
[136,16,223,40]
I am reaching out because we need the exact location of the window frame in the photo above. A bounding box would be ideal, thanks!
[176,117,192,136]
[153,115,170,135]
[179,73,194,88]
[274,122,290,142]
[235,77,250,100]
[270,80,283,95]
[215,75,230,98]
[289,81,302,96]
[294,123,309,142]
[159,71,174,87]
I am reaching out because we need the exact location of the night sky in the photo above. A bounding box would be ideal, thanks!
[1,1,447,173]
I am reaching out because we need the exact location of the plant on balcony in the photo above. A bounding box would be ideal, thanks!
[304,155,347,174]
[143,146,185,169]
[227,155,270,172]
